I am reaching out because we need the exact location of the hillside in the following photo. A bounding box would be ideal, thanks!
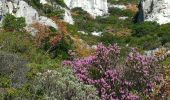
[0,0,170,99]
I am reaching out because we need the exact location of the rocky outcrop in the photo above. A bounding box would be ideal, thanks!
[64,0,108,17]
[1,0,108,27]
[39,0,74,25]
[136,0,170,24]
[40,0,48,4]
[64,9,74,25]
[40,0,108,24]
[0,0,57,29]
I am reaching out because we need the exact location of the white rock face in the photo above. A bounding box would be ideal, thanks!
[39,0,74,25]
[38,16,57,29]
[91,31,102,36]
[78,31,88,35]
[108,4,127,10]
[137,0,170,24]
[40,0,48,4]
[1,0,57,29]
[64,0,108,17]
[15,1,39,25]
[119,16,128,20]
[0,0,7,16]
[64,9,74,25]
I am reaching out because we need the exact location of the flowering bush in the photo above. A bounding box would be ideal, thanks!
[63,43,164,100]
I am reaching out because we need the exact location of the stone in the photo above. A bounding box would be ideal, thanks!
[64,0,108,17]
[64,9,74,25]
[108,4,127,10]
[137,0,170,24]
[40,0,48,4]
[0,0,57,29]
[91,31,102,36]
[39,0,74,25]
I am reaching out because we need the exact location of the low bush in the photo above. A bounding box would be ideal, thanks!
[31,67,99,100]
[2,67,99,100]
[157,23,170,45]
[42,4,64,17]
[64,43,164,99]
[109,8,135,17]
[54,0,66,7]
[131,21,159,37]
[0,32,33,55]
[108,0,138,4]
[2,14,26,32]
[41,35,72,59]
[0,52,28,88]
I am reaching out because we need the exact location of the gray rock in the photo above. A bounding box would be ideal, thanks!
[0,0,58,30]
[136,0,170,24]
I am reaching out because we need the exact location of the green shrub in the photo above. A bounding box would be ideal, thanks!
[42,4,64,17]
[26,0,42,9]
[100,32,125,45]
[157,23,170,45]
[0,32,32,54]
[2,14,15,31]
[109,8,135,17]
[55,0,66,7]
[71,8,101,33]
[131,21,159,37]
[41,35,73,59]
[30,67,99,100]
[128,35,161,50]
[0,52,28,88]
[25,0,64,17]
[2,14,26,31]
[108,0,138,4]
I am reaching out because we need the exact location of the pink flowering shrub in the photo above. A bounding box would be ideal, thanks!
[63,43,164,100]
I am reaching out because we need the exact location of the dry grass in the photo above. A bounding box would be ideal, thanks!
[126,4,138,12]
[32,22,51,45]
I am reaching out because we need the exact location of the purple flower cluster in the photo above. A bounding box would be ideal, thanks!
[125,48,163,95]
[63,43,164,100]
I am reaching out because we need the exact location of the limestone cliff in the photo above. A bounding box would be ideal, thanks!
[40,0,108,24]
[0,0,108,28]
[136,0,170,24]
[64,0,108,17]
[0,0,57,29]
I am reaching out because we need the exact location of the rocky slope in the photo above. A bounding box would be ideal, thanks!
[137,0,170,24]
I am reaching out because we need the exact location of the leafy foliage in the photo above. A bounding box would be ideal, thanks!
[1,0,169,99]
[25,0,64,17]
[108,0,139,4]
[31,67,99,100]
[2,14,26,31]
[131,22,159,37]
[0,52,28,88]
